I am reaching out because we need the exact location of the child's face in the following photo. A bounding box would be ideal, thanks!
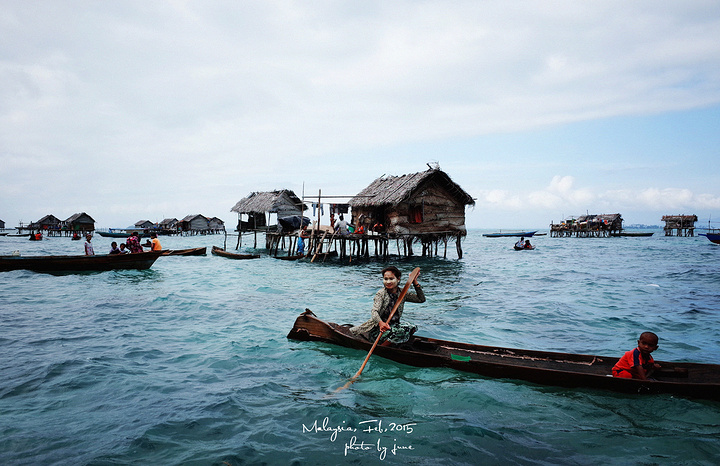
[637,336,658,354]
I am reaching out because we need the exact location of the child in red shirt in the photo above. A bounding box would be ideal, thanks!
[612,332,662,380]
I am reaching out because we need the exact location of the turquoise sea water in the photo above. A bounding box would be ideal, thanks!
[1,230,719,465]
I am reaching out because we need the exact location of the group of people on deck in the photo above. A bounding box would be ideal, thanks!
[350,265,660,379]
[84,232,162,256]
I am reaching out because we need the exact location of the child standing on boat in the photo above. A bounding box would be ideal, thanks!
[612,332,662,380]
[350,266,425,346]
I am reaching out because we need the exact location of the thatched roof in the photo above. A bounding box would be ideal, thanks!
[181,214,208,222]
[31,214,62,227]
[64,212,95,224]
[661,214,698,222]
[349,169,475,207]
[231,190,306,214]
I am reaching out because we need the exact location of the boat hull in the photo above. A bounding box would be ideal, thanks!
[162,247,207,256]
[700,233,720,244]
[288,310,720,400]
[211,246,260,259]
[483,231,537,238]
[0,251,163,273]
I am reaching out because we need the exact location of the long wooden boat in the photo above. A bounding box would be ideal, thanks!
[211,245,260,260]
[162,247,207,256]
[274,253,305,261]
[483,230,537,238]
[609,232,654,237]
[0,251,163,273]
[288,310,720,400]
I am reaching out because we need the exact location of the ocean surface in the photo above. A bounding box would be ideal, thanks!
[1,229,719,465]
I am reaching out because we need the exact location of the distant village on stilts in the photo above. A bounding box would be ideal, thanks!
[2,166,715,262]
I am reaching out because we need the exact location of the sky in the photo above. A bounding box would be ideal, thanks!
[2,1,720,230]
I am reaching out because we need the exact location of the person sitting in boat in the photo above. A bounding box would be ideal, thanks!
[149,232,162,251]
[126,232,143,253]
[612,332,662,380]
[524,239,533,249]
[109,241,121,255]
[515,237,525,248]
[119,243,130,254]
[350,266,425,347]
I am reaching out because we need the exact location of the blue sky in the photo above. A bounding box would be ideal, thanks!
[1,1,719,230]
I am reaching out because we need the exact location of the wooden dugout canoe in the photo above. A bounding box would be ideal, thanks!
[211,245,260,260]
[0,251,163,273]
[287,310,720,400]
[161,247,207,256]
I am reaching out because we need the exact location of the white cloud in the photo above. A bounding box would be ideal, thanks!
[1,1,719,228]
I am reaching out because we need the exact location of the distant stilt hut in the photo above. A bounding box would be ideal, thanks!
[28,214,63,236]
[348,167,475,259]
[662,214,697,236]
[63,212,96,237]
[230,190,307,251]
[550,214,623,237]
[178,214,211,235]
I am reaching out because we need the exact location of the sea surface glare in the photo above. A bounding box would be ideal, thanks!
[1,230,719,465]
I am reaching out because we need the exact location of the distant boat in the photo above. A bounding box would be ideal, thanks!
[699,232,720,245]
[211,246,260,260]
[162,247,207,256]
[96,229,149,238]
[609,232,654,237]
[483,231,537,238]
[274,253,305,261]
[0,251,163,273]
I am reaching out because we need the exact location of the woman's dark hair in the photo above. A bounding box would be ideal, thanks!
[381,266,401,279]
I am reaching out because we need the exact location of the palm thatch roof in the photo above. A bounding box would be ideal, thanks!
[349,168,475,207]
[231,190,306,214]
[64,212,95,224]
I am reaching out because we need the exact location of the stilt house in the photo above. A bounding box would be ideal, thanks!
[159,218,179,231]
[30,214,62,232]
[662,214,698,236]
[550,213,623,237]
[64,213,95,234]
[231,190,306,232]
[208,217,226,233]
[349,168,475,258]
[179,214,210,234]
[134,220,155,230]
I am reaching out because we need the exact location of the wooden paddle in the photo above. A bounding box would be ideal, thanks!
[336,267,421,392]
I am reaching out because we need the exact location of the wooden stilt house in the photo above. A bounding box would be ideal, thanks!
[63,213,95,235]
[29,214,63,235]
[349,168,475,258]
[179,214,210,235]
[662,214,698,236]
[231,190,306,232]
[550,213,623,237]
[230,190,307,250]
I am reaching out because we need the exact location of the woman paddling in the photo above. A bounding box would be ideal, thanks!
[350,266,425,346]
